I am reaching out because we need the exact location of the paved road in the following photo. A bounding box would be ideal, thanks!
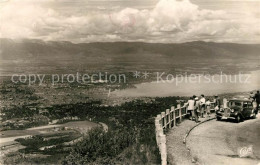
[186,114,260,165]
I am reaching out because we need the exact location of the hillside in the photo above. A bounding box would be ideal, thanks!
[1,39,259,74]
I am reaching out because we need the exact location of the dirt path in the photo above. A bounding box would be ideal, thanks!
[166,116,215,165]
[186,114,260,165]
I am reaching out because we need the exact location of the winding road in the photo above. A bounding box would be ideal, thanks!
[186,114,260,165]
[0,120,98,164]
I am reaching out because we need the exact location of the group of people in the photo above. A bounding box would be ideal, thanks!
[185,94,219,123]
[185,91,260,123]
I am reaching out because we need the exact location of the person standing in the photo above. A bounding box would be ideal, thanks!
[199,94,206,118]
[249,92,255,101]
[186,97,195,120]
[205,99,211,117]
[254,91,260,114]
[194,97,200,123]
[223,98,228,109]
[214,95,220,111]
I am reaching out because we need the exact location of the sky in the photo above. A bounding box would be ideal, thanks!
[0,0,260,43]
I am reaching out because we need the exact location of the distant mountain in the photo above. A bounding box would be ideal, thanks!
[0,38,259,74]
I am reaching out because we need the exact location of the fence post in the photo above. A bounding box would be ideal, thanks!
[155,115,161,146]
[157,126,163,147]
[166,109,170,128]
[169,108,172,128]
[177,104,182,122]
[160,134,167,165]
[171,106,176,127]
[161,112,166,129]
[157,114,162,125]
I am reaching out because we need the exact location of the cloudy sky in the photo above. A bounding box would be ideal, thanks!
[0,0,260,43]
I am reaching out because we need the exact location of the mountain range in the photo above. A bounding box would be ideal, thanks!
[0,38,259,75]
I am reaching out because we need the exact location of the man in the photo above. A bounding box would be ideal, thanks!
[186,97,195,120]
[254,91,260,114]
[223,98,228,109]
[194,97,200,123]
[249,92,257,112]
[249,92,255,101]
[205,99,211,117]
[214,95,220,111]
[199,94,206,118]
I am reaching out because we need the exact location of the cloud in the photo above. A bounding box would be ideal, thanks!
[0,0,259,43]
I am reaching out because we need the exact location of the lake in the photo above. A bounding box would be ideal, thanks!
[114,70,260,97]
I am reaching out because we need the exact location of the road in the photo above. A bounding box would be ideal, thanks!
[0,120,98,164]
[186,114,260,165]
[0,121,98,144]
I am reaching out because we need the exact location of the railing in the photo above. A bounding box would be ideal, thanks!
[155,102,216,165]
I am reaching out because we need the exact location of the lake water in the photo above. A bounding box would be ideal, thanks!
[114,70,260,97]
